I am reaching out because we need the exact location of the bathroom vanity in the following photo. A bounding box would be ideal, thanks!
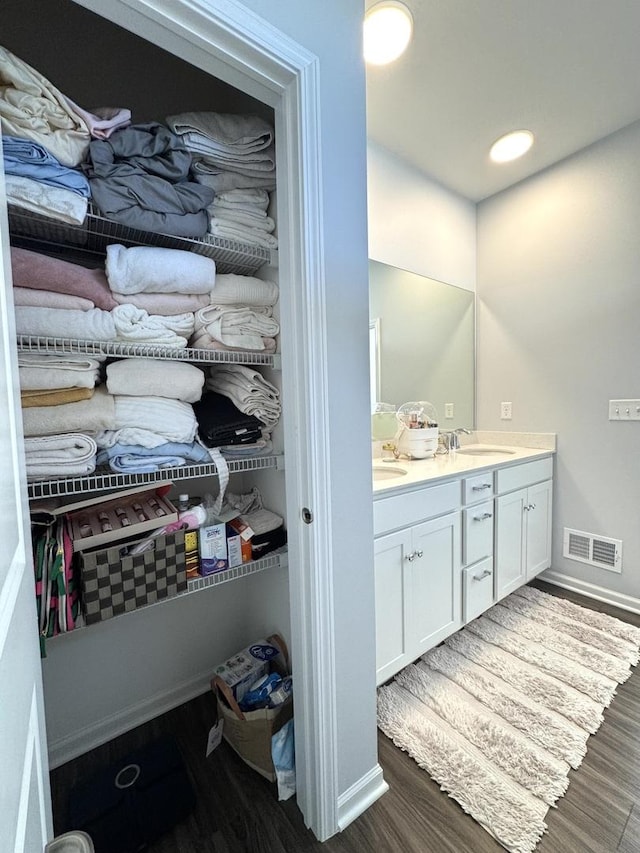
[372,435,554,686]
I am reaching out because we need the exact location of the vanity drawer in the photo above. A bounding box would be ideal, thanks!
[463,501,494,566]
[462,473,494,504]
[463,558,494,623]
[373,480,460,537]
[495,457,553,495]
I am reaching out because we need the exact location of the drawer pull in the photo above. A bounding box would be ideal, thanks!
[472,483,492,491]
[473,512,493,521]
[473,568,492,581]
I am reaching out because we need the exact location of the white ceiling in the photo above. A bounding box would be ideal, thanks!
[365,0,640,202]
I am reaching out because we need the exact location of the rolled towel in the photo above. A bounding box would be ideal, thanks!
[18,353,103,391]
[96,440,212,474]
[11,247,117,311]
[105,244,215,295]
[192,305,279,350]
[207,364,281,428]
[13,287,94,312]
[112,395,198,444]
[21,387,93,408]
[21,386,115,437]
[111,290,209,316]
[210,273,278,307]
[24,433,97,480]
[106,358,204,403]
[111,304,194,347]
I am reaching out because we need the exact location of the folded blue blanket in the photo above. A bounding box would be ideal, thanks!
[3,136,90,197]
[97,440,212,474]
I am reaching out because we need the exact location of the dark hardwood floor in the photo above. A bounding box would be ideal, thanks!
[50,581,640,852]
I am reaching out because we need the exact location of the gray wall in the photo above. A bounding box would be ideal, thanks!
[477,119,640,602]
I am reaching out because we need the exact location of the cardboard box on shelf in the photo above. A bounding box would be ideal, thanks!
[198,522,228,576]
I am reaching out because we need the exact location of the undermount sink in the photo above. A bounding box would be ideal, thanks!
[372,465,408,481]
[456,445,516,456]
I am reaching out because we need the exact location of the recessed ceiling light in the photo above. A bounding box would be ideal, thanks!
[364,1,413,66]
[489,130,535,163]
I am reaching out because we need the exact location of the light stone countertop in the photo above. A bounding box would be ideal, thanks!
[372,431,556,497]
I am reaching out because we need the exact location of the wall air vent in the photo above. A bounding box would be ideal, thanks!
[563,528,622,573]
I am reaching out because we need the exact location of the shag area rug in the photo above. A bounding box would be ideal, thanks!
[377,585,640,853]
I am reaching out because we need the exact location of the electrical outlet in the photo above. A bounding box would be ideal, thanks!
[500,401,513,420]
[444,402,454,419]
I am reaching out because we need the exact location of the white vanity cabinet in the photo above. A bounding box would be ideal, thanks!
[373,482,461,686]
[494,458,553,600]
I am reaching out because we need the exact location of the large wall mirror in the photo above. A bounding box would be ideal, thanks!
[369,260,475,429]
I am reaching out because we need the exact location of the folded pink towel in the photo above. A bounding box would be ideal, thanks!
[13,286,94,312]
[11,247,117,311]
[111,290,209,316]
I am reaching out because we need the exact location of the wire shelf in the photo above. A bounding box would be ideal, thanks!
[16,335,278,366]
[27,454,283,499]
[8,204,277,274]
[185,548,287,595]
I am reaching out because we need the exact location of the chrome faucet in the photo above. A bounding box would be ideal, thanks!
[441,427,472,451]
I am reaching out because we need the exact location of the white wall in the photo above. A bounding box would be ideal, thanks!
[367,141,477,292]
[477,120,640,604]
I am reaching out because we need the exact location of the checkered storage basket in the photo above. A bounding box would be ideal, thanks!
[78,529,187,625]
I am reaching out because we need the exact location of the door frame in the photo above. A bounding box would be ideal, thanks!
[72,0,339,839]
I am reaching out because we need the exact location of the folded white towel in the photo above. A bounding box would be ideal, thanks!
[5,173,88,226]
[15,305,193,348]
[213,188,270,210]
[105,244,216,295]
[24,433,97,480]
[18,353,103,391]
[208,219,278,249]
[210,207,275,232]
[95,427,186,450]
[106,358,204,403]
[21,386,115,437]
[207,364,281,428]
[210,274,278,307]
[112,395,197,444]
[193,305,279,351]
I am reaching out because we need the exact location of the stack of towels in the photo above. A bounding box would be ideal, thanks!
[166,112,277,249]
[0,44,130,226]
[20,352,105,479]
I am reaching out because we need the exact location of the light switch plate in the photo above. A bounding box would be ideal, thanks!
[500,401,512,420]
[609,400,640,420]
[444,403,454,419]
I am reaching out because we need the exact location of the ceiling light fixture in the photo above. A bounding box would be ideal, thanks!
[364,1,413,66]
[489,130,535,163]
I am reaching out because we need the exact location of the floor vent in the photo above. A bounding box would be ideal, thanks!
[563,528,622,573]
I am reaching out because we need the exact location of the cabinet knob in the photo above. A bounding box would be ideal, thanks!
[415,550,424,558]
[473,512,493,521]
[406,552,415,562]
[524,503,536,512]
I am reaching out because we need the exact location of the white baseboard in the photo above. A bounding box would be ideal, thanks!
[47,669,213,769]
[539,570,640,616]
[336,763,388,832]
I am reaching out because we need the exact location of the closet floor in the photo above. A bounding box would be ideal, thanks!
[50,580,640,852]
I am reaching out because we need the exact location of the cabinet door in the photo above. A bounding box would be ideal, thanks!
[525,479,553,579]
[495,488,527,600]
[410,512,462,655]
[374,528,413,685]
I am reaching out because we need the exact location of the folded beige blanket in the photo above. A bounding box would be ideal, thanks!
[13,286,94,312]
[106,358,204,403]
[0,45,90,167]
[21,387,94,408]
[21,385,115,437]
